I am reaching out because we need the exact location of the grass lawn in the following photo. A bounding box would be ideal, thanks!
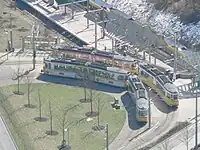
[0,83,125,150]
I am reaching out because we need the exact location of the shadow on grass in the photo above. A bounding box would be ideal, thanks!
[92,125,105,131]
[24,104,36,109]
[79,98,90,103]
[19,120,37,128]
[34,134,49,141]
[13,91,24,95]
[37,74,125,93]
[46,130,59,136]
[34,117,48,122]
[9,105,26,116]
[121,92,146,130]
[85,111,99,118]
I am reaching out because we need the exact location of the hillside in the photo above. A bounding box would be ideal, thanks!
[149,0,200,24]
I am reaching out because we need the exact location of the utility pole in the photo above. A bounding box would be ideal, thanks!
[148,87,151,128]
[195,84,198,150]
[71,1,74,19]
[94,19,97,49]
[32,23,36,70]
[112,38,115,66]
[86,0,89,28]
[173,33,177,81]
[105,123,109,150]
[9,13,13,51]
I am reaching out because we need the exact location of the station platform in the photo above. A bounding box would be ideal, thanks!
[23,0,114,51]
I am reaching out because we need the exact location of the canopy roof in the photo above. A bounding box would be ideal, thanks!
[55,0,87,5]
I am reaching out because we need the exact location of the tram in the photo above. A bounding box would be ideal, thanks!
[137,63,179,107]
[43,53,129,88]
[127,75,149,122]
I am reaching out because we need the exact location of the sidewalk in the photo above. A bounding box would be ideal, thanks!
[0,116,17,150]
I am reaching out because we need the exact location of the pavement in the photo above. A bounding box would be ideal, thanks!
[151,116,200,150]
[0,116,17,150]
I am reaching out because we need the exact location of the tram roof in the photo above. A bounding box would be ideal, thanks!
[163,83,178,93]
[139,63,163,77]
[51,45,135,62]
[156,75,172,86]
[136,98,148,110]
[44,57,128,74]
[55,0,87,5]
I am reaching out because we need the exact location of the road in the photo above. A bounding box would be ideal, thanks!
[150,117,200,150]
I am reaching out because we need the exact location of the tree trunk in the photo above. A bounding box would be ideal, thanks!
[17,77,20,94]
[28,89,30,107]
[50,116,53,134]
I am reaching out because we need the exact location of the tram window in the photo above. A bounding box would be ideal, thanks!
[173,94,178,100]
[59,72,64,75]
[49,63,51,69]
[139,111,147,116]
[109,81,113,84]
[167,93,171,98]
[118,75,124,80]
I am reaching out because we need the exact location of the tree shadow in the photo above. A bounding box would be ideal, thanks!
[121,92,146,130]
[57,144,71,150]
[37,74,125,93]
[19,120,37,128]
[34,117,48,122]
[45,130,59,136]
[17,27,29,32]
[92,125,105,131]
[24,104,36,109]
[85,111,99,117]
[9,105,26,116]
[13,91,24,95]
[79,98,90,103]
[34,134,48,141]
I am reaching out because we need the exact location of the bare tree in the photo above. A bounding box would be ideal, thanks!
[48,100,53,134]
[46,99,58,136]
[24,75,34,108]
[160,138,171,150]
[179,121,193,150]
[85,87,100,117]
[34,89,47,122]
[57,103,80,148]
[12,58,24,95]
[79,68,90,103]
[92,97,105,131]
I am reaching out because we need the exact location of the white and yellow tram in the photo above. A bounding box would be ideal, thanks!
[127,75,149,122]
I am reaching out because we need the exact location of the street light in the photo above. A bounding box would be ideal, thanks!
[60,128,70,150]
[147,87,152,129]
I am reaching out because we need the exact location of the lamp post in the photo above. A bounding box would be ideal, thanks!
[148,87,151,129]
[195,76,199,150]
[173,33,177,81]
[60,128,70,150]
[105,123,109,150]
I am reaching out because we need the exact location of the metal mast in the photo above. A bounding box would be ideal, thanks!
[173,33,177,81]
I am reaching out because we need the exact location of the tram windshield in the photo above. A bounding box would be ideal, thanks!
[139,110,147,116]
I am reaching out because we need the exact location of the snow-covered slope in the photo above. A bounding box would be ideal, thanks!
[108,0,200,48]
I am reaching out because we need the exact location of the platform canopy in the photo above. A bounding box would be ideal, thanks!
[55,0,87,5]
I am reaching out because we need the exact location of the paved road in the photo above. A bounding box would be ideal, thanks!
[150,117,200,150]
[0,116,17,150]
